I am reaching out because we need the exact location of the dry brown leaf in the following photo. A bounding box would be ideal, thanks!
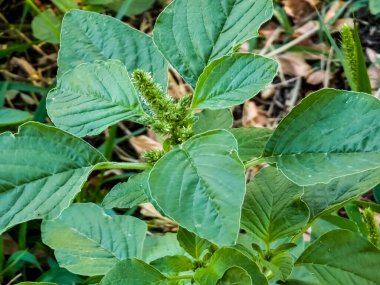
[330,18,354,33]
[367,48,380,64]
[293,21,320,37]
[261,85,276,100]
[282,0,317,22]
[140,203,177,230]
[306,70,331,85]
[324,0,344,23]
[3,233,18,255]
[368,67,380,90]
[10,57,40,82]
[129,135,162,154]
[278,53,312,77]
[259,22,280,39]
[242,101,269,127]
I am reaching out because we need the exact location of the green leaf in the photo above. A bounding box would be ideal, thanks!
[268,251,294,281]
[100,259,172,285]
[263,89,380,186]
[229,127,273,161]
[31,9,61,44]
[51,0,79,12]
[16,282,58,285]
[108,0,155,17]
[217,267,252,284]
[0,108,33,127]
[194,248,267,285]
[42,203,147,276]
[352,25,372,94]
[193,109,233,134]
[177,227,212,259]
[191,54,277,109]
[370,0,380,15]
[150,255,194,275]
[143,234,187,263]
[102,171,149,209]
[302,168,380,218]
[153,0,273,87]
[296,230,380,285]
[149,130,246,246]
[241,167,309,245]
[8,250,42,271]
[47,60,146,137]
[58,10,168,89]
[0,122,105,234]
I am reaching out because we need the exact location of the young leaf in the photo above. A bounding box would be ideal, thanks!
[150,255,194,275]
[191,54,278,109]
[193,109,233,134]
[149,130,246,247]
[100,259,176,285]
[153,0,273,87]
[217,267,252,284]
[142,234,187,263]
[177,227,212,259]
[102,171,149,209]
[263,89,380,186]
[0,122,105,234]
[229,127,273,161]
[241,167,309,246]
[58,10,168,89]
[31,9,61,44]
[47,60,146,137]
[296,230,380,285]
[268,251,294,281]
[42,203,147,276]
[194,248,267,285]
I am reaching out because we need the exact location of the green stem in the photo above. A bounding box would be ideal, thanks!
[103,125,117,161]
[18,223,27,250]
[244,157,266,168]
[95,162,150,171]
[168,275,193,280]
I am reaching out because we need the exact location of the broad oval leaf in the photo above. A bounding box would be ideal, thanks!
[263,89,380,186]
[102,171,149,209]
[58,10,168,88]
[0,122,105,234]
[153,0,273,87]
[229,127,273,161]
[192,54,278,109]
[241,167,309,245]
[100,259,173,285]
[194,247,268,285]
[296,230,380,285]
[149,130,246,246]
[303,168,380,219]
[42,203,147,276]
[193,109,233,134]
[47,60,146,137]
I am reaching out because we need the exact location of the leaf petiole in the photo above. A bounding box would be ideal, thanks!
[95,162,150,171]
